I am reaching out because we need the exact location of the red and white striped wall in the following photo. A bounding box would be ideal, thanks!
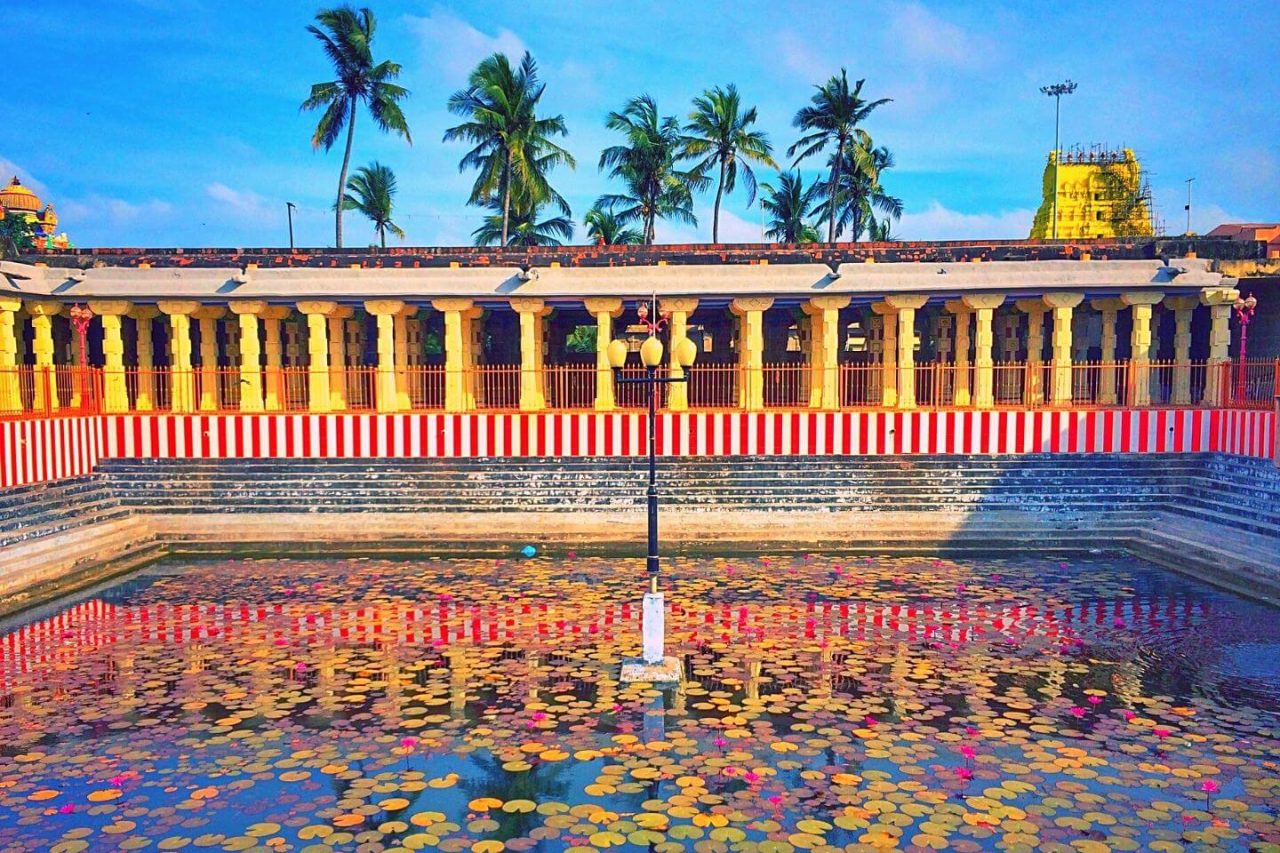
[1,409,1275,490]
[0,417,102,489]
[98,409,1275,462]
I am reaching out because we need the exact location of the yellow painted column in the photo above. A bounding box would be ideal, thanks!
[65,313,84,409]
[0,297,21,413]
[260,306,289,411]
[394,306,416,411]
[886,295,927,409]
[88,301,132,413]
[730,298,773,411]
[962,294,1005,409]
[583,298,622,411]
[158,301,199,413]
[1042,292,1084,406]
[192,306,226,412]
[1199,287,1238,407]
[1163,295,1198,405]
[432,299,475,413]
[514,298,554,411]
[1014,299,1047,405]
[1121,291,1165,407]
[465,307,486,410]
[365,300,405,412]
[944,301,972,406]
[27,303,61,412]
[870,302,897,407]
[128,306,158,412]
[297,301,337,413]
[660,298,700,411]
[805,295,849,410]
[326,307,353,411]
[229,301,266,412]
[1089,298,1122,405]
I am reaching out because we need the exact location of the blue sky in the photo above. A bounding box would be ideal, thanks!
[3,0,1277,247]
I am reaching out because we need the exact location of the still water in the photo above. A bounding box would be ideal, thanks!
[0,553,1277,852]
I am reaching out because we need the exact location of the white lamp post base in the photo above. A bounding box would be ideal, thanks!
[620,591,681,683]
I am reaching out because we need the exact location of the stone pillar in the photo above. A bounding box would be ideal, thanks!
[1121,291,1165,407]
[88,301,132,413]
[870,302,898,407]
[1042,292,1084,406]
[730,298,773,411]
[660,298,699,411]
[1163,295,1198,405]
[128,307,158,412]
[944,301,972,407]
[193,306,226,412]
[261,307,289,411]
[365,300,405,412]
[1200,287,1239,407]
[583,297,622,409]
[394,306,416,411]
[27,303,61,412]
[885,295,927,409]
[867,313,884,402]
[1089,298,1123,405]
[229,301,267,412]
[159,301,199,413]
[0,297,21,412]
[66,320,84,408]
[515,298,555,411]
[962,294,1005,409]
[297,301,337,413]
[327,307,353,411]
[804,295,850,410]
[433,299,475,413]
[1015,299,1048,405]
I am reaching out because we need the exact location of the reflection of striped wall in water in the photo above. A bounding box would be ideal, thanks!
[2,410,1274,489]
[0,595,1211,693]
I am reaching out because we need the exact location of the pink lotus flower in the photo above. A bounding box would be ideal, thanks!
[955,767,973,781]
[1123,710,1137,721]
[1088,695,1103,705]
[744,771,760,784]
[864,716,877,727]
[400,737,417,749]
[1070,707,1086,718]
[714,736,727,749]
[768,794,783,807]
[1201,780,1219,793]
[109,775,127,786]
[58,804,74,814]
[1153,727,1171,738]
[532,711,547,721]
[724,767,737,777]
[959,745,975,760]
[1113,618,1126,628]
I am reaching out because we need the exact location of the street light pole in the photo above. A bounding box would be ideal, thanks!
[67,303,94,412]
[1184,178,1195,235]
[1233,293,1258,402]
[610,297,698,681]
[1040,80,1077,240]
[286,202,297,251]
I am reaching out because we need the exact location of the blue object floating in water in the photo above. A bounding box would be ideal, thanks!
[520,545,537,558]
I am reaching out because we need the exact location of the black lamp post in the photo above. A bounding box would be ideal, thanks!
[608,297,697,670]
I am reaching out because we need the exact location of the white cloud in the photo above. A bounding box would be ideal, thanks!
[653,208,767,245]
[205,182,277,222]
[887,3,994,69]
[60,195,173,227]
[403,7,525,81]
[896,201,1034,240]
[0,157,49,198]
[775,29,830,82]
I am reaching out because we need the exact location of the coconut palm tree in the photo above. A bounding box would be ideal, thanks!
[596,95,708,244]
[472,200,573,247]
[867,217,897,242]
[445,51,574,246]
[583,205,643,246]
[682,84,777,243]
[759,171,820,244]
[788,70,890,243]
[301,6,411,249]
[340,162,404,249]
[812,145,903,241]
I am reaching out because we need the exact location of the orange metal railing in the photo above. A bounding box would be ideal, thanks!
[2,358,1277,419]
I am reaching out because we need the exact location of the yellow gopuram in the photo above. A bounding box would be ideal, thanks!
[1030,147,1153,240]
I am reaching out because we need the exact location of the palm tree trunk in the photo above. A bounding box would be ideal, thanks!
[501,149,513,247]
[712,159,726,243]
[380,224,386,250]
[335,98,357,250]
[828,150,841,245]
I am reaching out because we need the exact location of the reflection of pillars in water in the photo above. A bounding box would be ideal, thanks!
[449,649,469,717]
[1042,654,1067,701]
[597,667,618,713]
[816,646,834,699]
[643,691,665,744]
[889,642,911,718]
[745,657,762,702]
[525,652,541,703]
[317,647,340,711]
[118,653,136,703]
[671,681,687,717]
[381,641,404,719]
[1112,660,1145,708]
[185,643,207,674]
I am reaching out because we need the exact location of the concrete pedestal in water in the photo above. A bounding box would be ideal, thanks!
[620,591,681,683]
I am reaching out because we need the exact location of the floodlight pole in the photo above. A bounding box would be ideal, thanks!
[286,202,297,251]
[1184,178,1194,235]
[1040,80,1077,240]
